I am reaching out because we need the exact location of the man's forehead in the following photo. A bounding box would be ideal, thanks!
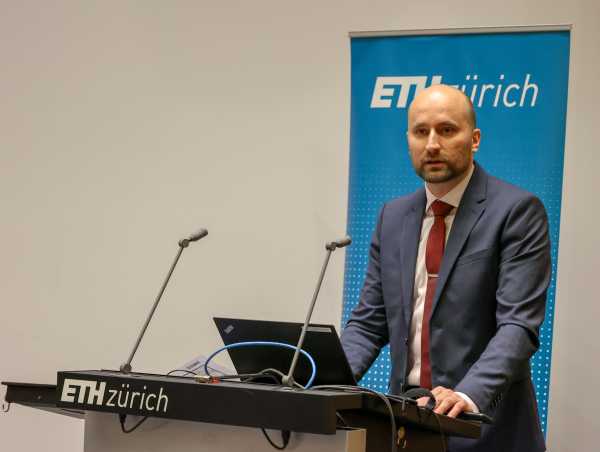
[408,89,471,124]
[408,104,468,124]
[412,84,468,104]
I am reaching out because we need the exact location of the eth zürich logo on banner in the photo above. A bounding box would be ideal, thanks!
[60,378,169,413]
[370,74,539,109]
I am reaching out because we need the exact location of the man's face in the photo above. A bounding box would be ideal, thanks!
[407,87,481,188]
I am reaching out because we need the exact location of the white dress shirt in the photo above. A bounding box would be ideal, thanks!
[406,164,479,412]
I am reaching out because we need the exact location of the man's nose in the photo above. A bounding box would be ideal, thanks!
[426,130,441,152]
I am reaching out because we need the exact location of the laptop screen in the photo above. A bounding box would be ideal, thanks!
[213,317,357,387]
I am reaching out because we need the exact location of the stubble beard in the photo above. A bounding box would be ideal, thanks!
[417,163,455,183]
[416,161,469,185]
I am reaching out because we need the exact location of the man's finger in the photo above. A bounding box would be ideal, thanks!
[446,399,468,418]
[430,386,445,397]
[416,396,430,407]
[432,389,452,407]
[434,396,456,414]
[435,394,467,415]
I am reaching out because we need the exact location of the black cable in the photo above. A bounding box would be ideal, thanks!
[166,369,198,377]
[401,388,447,451]
[385,393,418,407]
[119,413,148,433]
[410,398,447,452]
[166,364,227,377]
[117,367,194,435]
[402,387,434,400]
[241,373,291,450]
[431,411,447,452]
[336,411,349,427]
[257,368,304,389]
[171,365,302,388]
[116,367,294,438]
[261,429,290,450]
[311,385,398,452]
[117,367,220,434]
[219,371,285,382]
[167,368,277,384]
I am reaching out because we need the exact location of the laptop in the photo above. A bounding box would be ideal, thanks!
[213,317,357,387]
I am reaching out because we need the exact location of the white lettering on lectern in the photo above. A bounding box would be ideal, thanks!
[60,379,169,413]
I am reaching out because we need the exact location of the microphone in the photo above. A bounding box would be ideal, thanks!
[282,236,351,388]
[179,229,208,247]
[326,236,351,250]
[119,228,208,374]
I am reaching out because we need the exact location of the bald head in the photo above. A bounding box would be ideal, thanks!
[405,83,481,197]
[409,84,476,129]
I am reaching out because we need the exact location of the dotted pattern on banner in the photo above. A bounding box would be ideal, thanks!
[341,32,569,436]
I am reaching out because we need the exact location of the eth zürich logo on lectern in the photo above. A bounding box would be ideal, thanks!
[60,378,169,413]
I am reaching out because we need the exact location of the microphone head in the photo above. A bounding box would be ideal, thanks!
[326,236,352,250]
[188,228,208,242]
[335,236,352,248]
[179,228,208,247]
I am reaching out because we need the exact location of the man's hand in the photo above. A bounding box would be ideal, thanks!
[416,386,470,418]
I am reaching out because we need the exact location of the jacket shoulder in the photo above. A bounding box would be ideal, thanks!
[384,189,425,213]
[485,173,544,207]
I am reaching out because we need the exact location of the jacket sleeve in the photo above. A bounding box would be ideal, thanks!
[454,195,551,413]
[340,204,391,381]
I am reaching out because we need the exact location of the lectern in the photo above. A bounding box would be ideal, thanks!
[3,369,480,452]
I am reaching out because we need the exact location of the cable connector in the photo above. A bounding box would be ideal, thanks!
[194,375,220,384]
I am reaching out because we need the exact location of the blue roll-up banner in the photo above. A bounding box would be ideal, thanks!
[342,29,570,434]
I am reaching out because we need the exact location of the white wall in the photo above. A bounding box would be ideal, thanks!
[1,1,598,451]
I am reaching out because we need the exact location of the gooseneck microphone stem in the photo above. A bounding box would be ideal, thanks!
[120,229,208,373]
[282,236,351,388]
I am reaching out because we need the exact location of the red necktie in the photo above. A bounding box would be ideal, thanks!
[420,200,454,389]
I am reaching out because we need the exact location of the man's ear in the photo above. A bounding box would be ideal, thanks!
[472,129,481,153]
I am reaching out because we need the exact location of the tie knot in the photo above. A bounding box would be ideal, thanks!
[431,200,453,217]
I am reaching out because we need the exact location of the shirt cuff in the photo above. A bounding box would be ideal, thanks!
[455,392,479,413]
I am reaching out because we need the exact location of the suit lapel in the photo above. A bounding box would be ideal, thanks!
[400,190,426,326]
[431,164,488,316]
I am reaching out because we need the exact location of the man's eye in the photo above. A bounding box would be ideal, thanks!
[415,128,428,136]
[440,126,455,135]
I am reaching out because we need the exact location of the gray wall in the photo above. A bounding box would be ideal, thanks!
[1,1,598,451]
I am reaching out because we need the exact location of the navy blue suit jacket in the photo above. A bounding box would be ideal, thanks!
[341,163,550,451]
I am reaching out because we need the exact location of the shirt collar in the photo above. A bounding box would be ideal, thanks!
[425,163,475,212]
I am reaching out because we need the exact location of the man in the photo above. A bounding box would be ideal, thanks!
[341,84,550,451]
